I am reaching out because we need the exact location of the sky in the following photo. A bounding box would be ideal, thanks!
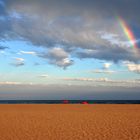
[0,0,140,100]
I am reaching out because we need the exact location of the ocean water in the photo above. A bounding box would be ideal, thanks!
[0,100,140,104]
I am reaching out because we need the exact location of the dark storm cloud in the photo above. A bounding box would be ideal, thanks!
[5,0,140,23]
[0,0,140,67]
[76,46,140,63]
[0,1,5,15]
[0,0,12,38]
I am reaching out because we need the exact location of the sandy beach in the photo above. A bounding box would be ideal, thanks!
[0,104,140,140]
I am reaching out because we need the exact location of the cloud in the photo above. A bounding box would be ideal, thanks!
[0,45,8,50]
[12,62,24,67]
[90,69,116,74]
[39,47,74,69]
[11,57,25,67]
[0,81,21,85]
[126,63,140,73]
[99,31,140,48]
[0,0,140,67]
[34,62,40,66]
[0,81,35,86]
[19,51,37,55]
[63,77,140,84]
[103,63,112,69]
[63,77,108,82]
[39,74,49,78]
[0,50,5,54]
[15,57,24,61]
[122,61,140,74]
[0,0,5,7]
[63,77,140,87]
[88,62,114,74]
[1,78,140,88]
[76,46,140,63]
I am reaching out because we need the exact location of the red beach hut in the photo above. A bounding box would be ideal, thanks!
[81,101,89,104]
[63,100,69,104]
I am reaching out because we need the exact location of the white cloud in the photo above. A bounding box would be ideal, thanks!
[15,57,24,61]
[39,74,49,78]
[127,63,140,73]
[63,77,109,82]
[90,69,116,74]
[19,51,37,55]
[103,63,112,69]
[0,81,37,86]
[63,77,140,87]
[0,50,5,54]
[0,81,21,85]
[122,61,140,74]
[99,31,140,48]
[99,32,121,46]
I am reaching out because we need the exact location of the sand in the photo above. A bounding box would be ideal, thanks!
[0,104,140,140]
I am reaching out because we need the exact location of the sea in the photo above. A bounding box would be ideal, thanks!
[0,100,140,104]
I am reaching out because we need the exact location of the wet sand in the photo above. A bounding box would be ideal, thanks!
[0,104,140,140]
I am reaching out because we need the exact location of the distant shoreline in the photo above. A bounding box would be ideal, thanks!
[0,100,140,104]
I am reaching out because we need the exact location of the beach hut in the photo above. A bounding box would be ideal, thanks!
[63,100,69,104]
[81,101,88,104]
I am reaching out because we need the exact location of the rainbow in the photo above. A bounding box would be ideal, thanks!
[118,17,138,49]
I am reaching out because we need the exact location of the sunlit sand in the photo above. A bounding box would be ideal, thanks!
[0,104,140,140]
